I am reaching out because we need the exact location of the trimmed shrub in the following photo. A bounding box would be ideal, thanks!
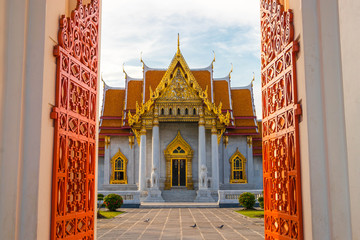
[239,192,256,209]
[258,196,264,209]
[104,194,123,211]
[98,193,104,201]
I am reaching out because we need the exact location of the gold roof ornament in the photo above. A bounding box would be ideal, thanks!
[177,33,180,55]
[251,72,255,87]
[127,37,231,127]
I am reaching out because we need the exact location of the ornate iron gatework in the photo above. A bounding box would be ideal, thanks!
[50,1,99,239]
[261,0,303,239]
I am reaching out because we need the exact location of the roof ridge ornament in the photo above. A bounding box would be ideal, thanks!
[251,72,255,87]
[229,63,233,80]
[211,50,216,69]
[177,33,180,55]
[123,63,127,79]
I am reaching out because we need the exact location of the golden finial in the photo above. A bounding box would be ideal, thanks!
[101,72,105,83]
[177,33,180,54]
[211,50,216,70]
[229,63,233,79]
[251,72,255,87]
[123,63,127,78]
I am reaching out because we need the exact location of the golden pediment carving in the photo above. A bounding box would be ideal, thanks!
[128,48,230,128]
[158,69,199,101]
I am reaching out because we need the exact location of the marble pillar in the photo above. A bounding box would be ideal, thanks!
[211,122,219,191]
[145,115,164,202]
[195,111,214,202]
[246,136,254,185]
[104,136,111,185]
[138,125,147,192]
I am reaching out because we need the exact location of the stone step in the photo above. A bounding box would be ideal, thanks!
[161,189,197,202]
[140,202,219,208]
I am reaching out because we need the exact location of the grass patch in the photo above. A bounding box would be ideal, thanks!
[98,210,124,219]
[236,209,264,218]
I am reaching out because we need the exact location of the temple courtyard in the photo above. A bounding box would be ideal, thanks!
[97,208,264,240]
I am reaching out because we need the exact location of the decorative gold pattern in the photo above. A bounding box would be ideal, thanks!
[223,135,229,148]
[110,149,128,184]
[128,135,134,149]
[105,136,110,148]
[164,131,194,190]
[229,148,247,184]
[127,48,230,128]
[247,136,253,148]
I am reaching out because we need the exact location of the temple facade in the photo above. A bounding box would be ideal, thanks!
[98,44,263,204]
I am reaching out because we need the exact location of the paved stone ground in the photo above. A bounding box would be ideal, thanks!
[97,208,264,240]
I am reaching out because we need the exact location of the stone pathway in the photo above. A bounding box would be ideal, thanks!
[97,208,264,240]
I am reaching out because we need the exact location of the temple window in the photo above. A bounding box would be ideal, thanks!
[193,108,196,115]
[161,108,164,115]
[110,149,128,184]
[177,108,181,115]
[169,108,172,115]
[229,148,247,184]
[185,108,188,115]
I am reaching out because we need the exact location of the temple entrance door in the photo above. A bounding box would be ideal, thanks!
[172,159,186,187]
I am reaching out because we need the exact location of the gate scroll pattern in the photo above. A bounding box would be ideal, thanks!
[51,1,99,239]
[261,0,303,239]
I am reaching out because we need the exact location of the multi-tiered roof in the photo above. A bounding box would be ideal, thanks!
[99,46,261,157]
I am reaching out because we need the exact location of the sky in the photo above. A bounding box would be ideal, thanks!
[100,0,262,118]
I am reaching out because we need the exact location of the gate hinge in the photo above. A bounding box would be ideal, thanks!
[294,103,302,116]
[50,107,59,120]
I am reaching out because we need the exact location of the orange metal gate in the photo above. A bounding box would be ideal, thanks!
[261,0,303,239]
[50,1,100,239]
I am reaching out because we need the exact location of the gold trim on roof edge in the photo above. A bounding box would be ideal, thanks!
[128,50,230,127]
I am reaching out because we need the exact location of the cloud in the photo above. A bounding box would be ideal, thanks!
[100,0,262,118]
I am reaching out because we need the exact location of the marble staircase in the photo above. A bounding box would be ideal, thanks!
[161,188,197,202]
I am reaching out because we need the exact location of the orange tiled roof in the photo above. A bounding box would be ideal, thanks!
[126,80,143,110]
[192,70,211,98]
[231,89,254,117]
[228,88,257,134]
[144,70,166,102]
[103,89,125,117]
[100,89,125,128]
[213,80,230,110]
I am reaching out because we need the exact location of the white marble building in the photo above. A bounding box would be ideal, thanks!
[98,46,263,205]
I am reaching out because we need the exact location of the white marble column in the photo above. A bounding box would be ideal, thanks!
[211,121,219,191]
[138,125,147,192]
[195,110,214,202]
[246,136,254,185]
[104,136,111,185]
[151,122,160,188]
[144,114,164,202]
[128,136,135,184]
[198,119,207,189]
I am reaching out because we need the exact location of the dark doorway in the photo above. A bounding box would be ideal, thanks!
[172,159,186,187]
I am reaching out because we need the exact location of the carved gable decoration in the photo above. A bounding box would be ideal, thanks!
[128,50,230,127]
[157,69,200,102]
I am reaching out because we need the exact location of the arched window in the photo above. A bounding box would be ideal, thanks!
[177,108,181,115]
[193,108,196,115]
[185,108,188,115]
[161,108,164,115]
[169,108,172,115]
[229,148,247,183]
[110,149,128,184]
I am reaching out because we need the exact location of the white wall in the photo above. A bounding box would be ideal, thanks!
[291,0,357,238]
[338,0,360,238]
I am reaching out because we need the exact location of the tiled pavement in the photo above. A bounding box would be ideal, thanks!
[97,208,264,240]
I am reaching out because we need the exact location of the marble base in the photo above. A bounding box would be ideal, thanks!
[195,189,215,202]
[143,188,165,202]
